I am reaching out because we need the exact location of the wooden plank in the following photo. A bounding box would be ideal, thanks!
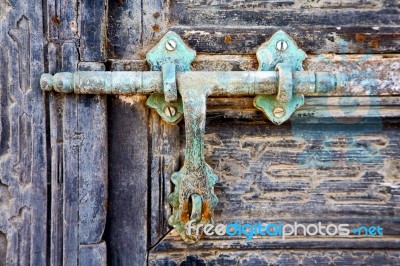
[176,0,385,9]
[149,111,180,246]
[59,0,79,40]
[153,234,400,251]
[77,63,107,245]
[105,96,149,265]
[141,0,171,54]
[61,41,80,266]
[171,2,398,26]
[170,25,400,54]
[79,241,107,266]
[47,0,109,263]
[149,249,400,265]
[49,91,64,266]
[106,0,399,58]
[107,0,143,59]
[62,94,80,266]
[80,0,107,61]
[0,0,48,264]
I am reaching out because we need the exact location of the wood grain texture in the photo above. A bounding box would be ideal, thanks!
[0,0,47,264]
[149,111,181,247]
[105,96,149,266]
[107,0,399,59]
[47,0,108,265]
[149,119,400,264]
[80,0,107,61]
[149,250,400,265]
[79,241,107,266]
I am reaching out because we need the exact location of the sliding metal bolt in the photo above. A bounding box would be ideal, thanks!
[164,106,177,117]
[276,40,288,51]
[273,107,285,118]
[165,40,177,51]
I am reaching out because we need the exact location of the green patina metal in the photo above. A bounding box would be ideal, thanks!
[146,31,196,124]
[255,30,306,125]
[146,94,184,124]
[168,85,218,243]
[39,31,347,243]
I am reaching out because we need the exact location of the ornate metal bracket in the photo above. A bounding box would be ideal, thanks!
[255,31,306,125]
[40,31,346,243]
[146,32,195,124]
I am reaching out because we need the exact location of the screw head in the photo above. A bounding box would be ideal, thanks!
[276,40,288,51]
[273,106,285,118]
[165,40,177,51]
[164,106,177,117]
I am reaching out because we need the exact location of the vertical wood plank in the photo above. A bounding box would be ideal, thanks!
[79,241,107,266]
[0,0,47,264]
[62,94,80,266]
[61,41,80,266]
[149,111,180,246]
[105,96,148,265]
[107,0,143,59]
[141,0,170,54]
[80,0,107,61]
[47,0,109,264]
[77,63,107,246]
[49,91,64,266]
[59,0,79,40]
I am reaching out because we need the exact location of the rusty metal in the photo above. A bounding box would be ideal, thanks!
[40,31,357,243]
[168,83,218,242]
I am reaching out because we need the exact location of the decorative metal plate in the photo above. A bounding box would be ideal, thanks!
[146,31,196,124]
[255,30,306,125]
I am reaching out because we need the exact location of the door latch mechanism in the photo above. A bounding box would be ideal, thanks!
[41,31,346,243]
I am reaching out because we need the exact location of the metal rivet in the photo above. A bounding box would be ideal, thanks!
[164,106,177,117]
[165,40,177,51]
[273,107,285,118]
[276,40,288,51]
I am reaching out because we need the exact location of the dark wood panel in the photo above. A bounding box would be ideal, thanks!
[80,0,107,61]
[149,111,181,247]
[105,96,149,266]
[171,2,398,26]
[47,0,108,264]
[107,0,144,59]
[170,26,400,54]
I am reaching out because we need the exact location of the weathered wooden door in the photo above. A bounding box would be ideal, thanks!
[1,0,399,266]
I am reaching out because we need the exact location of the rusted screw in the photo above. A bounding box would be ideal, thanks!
[164,106,177,117]
[276,40,288,51]
[273,106,285,118]
[165,40,177,51]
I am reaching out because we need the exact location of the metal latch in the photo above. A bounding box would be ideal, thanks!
[41,31,346,243]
